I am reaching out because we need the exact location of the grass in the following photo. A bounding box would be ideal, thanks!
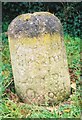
[0,31,81,118]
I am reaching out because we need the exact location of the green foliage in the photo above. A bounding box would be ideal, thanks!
[64,34,80,69]
[64,34,80,86]
[2,33,13,94]
[1,99,23,118]
[55,3,81,37]
[0,94,81,118]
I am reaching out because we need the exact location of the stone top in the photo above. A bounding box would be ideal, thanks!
[8,12,63,39]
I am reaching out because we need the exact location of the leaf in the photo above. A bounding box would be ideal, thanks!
[63,108,71,113]
[71,81,76,90]
[5,89,19,102]
[46,107,54,113]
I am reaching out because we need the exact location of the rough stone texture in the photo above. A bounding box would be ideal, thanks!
[8,12,70,105]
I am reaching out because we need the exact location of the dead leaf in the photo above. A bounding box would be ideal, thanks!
[5,89,19,102]
[71,81,76,90]
[46,106,54,113]
[20,109,31,117]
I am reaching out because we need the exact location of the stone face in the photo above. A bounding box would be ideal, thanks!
[8,12,70,105]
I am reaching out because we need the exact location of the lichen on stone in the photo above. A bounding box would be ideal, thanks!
[8,12,62,39]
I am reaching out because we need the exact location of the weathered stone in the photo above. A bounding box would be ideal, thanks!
[8,12,70,105]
